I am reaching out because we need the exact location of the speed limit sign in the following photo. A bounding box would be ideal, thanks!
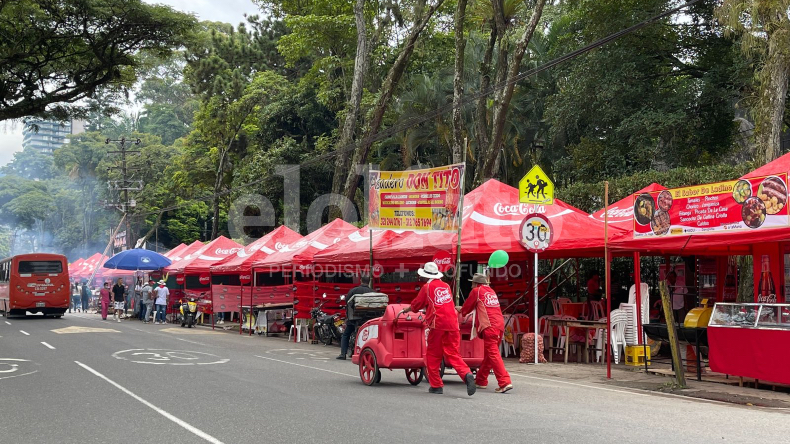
[518,214,553,253]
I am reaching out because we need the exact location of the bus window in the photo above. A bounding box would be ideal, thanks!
[18,261,63,274]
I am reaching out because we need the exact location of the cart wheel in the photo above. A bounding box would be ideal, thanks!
[359,348,379,386]
[439,359,446,378]
[374,370,382,384]
[405,368,424,385]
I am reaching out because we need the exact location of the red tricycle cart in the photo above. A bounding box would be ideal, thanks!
[351,304,484,386]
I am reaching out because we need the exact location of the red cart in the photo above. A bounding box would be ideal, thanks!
[351,304,484,386]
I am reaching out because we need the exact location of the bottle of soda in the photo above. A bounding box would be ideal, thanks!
[758,255,776,304]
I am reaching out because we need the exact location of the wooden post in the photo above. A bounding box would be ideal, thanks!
[452,138,468,304]
[660,280,686,387]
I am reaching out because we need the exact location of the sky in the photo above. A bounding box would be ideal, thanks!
[0,0,260,167]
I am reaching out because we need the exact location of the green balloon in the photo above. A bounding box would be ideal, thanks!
[488,250,509,268]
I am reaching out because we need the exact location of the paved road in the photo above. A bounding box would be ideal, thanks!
[1,313,787,444]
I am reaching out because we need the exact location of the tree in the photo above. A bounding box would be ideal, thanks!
[0,0,196,121]
[1,147,56,180]
[717,0,790,163]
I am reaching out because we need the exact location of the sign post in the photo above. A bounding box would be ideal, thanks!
[518,214,554,364]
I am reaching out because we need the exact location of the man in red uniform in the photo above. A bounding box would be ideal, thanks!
[459,273,513,393]
[400,262,476,396]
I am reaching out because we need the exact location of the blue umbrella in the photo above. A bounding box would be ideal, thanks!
[102,249,172,271]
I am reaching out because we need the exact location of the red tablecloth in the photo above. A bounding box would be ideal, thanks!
[708,326,790,385]
[560,302,585,318]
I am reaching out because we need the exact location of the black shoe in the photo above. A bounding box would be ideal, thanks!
[428,387,443,394]
[465,373,477,396]
[336,355,346,360]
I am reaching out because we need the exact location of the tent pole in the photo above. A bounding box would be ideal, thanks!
[605,181,611,379]
[453,139,468,304]
[634,252,643,342]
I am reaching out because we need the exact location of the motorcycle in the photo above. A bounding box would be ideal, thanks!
[180,298,198,328]
[311,293,344,346]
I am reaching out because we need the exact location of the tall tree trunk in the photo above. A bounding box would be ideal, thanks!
[211,146,229,240]
[330,0,369,218]
[477,0,546,183]
[451,0,469,163]
[339,0,446,213]
[474,25,497,177]
[136,212,164,248]
[756,29,790,164]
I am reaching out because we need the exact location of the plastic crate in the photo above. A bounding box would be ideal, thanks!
[625,345,651,366]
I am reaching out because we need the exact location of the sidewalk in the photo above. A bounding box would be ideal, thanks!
[503,358,790,410]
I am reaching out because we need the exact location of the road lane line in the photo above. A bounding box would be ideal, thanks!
[75,361,224,444]
[19,330,29,336]
[254,355,357,378]
[41,342,55,350]
[4,321,10,325]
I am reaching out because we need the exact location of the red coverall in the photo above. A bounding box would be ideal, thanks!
[461,285,511,388]
[410,279,472,388]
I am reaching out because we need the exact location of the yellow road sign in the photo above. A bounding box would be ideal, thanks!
[519,165,554,205]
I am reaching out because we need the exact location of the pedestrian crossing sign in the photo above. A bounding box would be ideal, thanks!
[519,165,554,205]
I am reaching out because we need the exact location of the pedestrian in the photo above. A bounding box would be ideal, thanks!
[153,280,169,325]
[141,280,153,324]
[69,282,80,313]
[459,273,513,393]
[399,262,476,396]
[134,278,143,320]
[80,282,91,313]
[336,275,373,360]
[100,282,111,320]
[112,278,125,322]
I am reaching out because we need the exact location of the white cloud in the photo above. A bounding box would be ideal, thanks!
[0,125,24,167]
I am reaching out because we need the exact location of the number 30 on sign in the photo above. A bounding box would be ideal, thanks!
[518,214,554,253]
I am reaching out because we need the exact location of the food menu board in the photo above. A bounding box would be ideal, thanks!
[368,163,465,231]
[633,173,789,238]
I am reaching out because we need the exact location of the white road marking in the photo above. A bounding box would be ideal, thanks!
[75,361,224,444]
[19,330,29,336]
[41,342,55,350]
[4,321,10,325]
[254,355,357,378]
[175,337,209,346]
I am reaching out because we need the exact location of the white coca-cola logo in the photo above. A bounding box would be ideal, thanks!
[274,242,286,251]
[240,274,251,280]
[493,203,545,216]
[215,247,241,255]
[596,206,632,220]
[434,257,452,265]
[434,287,452,305]
[483,291,500,307]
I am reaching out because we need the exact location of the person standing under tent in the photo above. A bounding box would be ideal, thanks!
[336,275,373,360]
[112,278,126,322]
[99,282,111,320]
[140,280,153,324]
[80,282,91,313]
[399,262,476,396]
[153,280,169,325]
[133,278,144,320]
[459,273,513,393]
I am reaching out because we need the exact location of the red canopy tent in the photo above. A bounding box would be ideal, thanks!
[590,183,666,229]
[163,243,188,259]
[209,226,303,313]
[460,179,626,260]
[166,240,204,264]
[68,258,85,277]
[72,253,103,280]
[252,219,357,319]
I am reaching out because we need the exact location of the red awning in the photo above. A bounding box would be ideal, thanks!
[165,236,243,274]
[163,243,188,259]
[210,226,302,274]
[460,179,625,260]
[313,228,455,267]
[589,183,666,227]
[165,241,204,264]
[253,219,357,270]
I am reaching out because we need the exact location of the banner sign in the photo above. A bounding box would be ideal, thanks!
[368,163,465,231]
[633,173,789,238]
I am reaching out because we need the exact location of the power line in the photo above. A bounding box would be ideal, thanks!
[139,0,702,218]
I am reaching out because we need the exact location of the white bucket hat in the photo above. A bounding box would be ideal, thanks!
[417,262,443,279]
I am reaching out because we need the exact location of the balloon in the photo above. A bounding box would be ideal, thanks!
[488,250,509,268]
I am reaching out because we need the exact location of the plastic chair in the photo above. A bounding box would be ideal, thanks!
[590,300,605,320]
[539,315,565,355]
[628,283,650,341]
[501,324,517,357]
[550,299,561,315]
[609,309,628,364]
[289,318,309,343]
[509,314,530,353]
[556,298,572,315]
[594,317,607,363]
[619,303,639,346]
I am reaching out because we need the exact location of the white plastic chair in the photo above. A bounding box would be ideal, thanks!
[539,315,565,356]
[590,300,605,320]
[628,283,650,341]
[551,299,561,315]
[289,318,309,343]
[619,303,639,346]
[609,309,628,364]
[594,317,607,363]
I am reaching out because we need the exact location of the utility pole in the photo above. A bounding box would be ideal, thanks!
[105,137,143,251]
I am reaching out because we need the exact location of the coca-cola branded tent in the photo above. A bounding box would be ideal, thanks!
[460,179,624,260]
[590,183,667,229]
[68,258,85,277]
[254,219,358,271]
[209,226,303,314]
[163,243,188,259]
[166,240,205,264]
[71,253,104,280]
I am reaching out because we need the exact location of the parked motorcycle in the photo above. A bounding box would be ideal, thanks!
[180,298,198,328]
[311,293,344,345]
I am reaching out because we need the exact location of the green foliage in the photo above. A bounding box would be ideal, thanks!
[0,0,197,121]
[558,163,755,213]
[1,147,57,180]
